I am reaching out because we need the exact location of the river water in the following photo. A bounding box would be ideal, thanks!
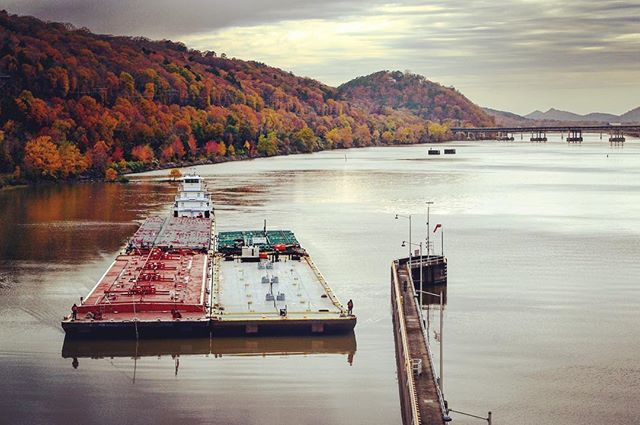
[1,136,639,425]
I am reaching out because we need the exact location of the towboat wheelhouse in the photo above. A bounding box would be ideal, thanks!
[173,174,213,218]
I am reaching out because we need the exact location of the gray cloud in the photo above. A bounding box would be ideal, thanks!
[1,0,377,37]
[2,0,639,114]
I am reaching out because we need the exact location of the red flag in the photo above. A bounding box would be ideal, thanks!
[433,223,442,233]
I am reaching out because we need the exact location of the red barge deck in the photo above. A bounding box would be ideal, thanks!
[62,216,214,338]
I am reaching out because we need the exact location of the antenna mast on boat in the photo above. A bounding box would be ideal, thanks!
[426,201,434,255]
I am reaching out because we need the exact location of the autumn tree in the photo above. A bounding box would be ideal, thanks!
[171,137,186,159]
[161,145,175,162]
[90,140,110,172]
[144,82,155,99]
[325,127,353,149]
[216,142,227,157]
[257,131,278,156]
[105,167,118,181]
[15,90,50,127]
[169,168,182,181]
[354,124,372,147]
[427,122,450,142]
[186,134,197,158]
[292,127,317,152]
[119,71,135,96]
[23,136,62,178]
[131,144,155,163]
[59,143,89,177]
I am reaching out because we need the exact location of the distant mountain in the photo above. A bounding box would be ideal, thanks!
[524,107,635,123]
[339,70,494,127]
[620,106,640,122]
[482,107,531,127]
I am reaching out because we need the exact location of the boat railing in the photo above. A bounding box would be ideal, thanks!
[304,256,345,313]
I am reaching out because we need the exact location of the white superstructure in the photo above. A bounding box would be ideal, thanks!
[173,174,213,218]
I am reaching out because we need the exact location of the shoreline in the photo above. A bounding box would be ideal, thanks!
[1,140,450,188]
[124,140,454,178]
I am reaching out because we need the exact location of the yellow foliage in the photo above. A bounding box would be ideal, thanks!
[427,122,450,142]
[59,143,89,178]
[169,168,182,181]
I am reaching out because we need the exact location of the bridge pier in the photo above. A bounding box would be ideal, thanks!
[497,131,514,141]
[530,131,547,142]
[609,129,625,144]
[567,129,583,143]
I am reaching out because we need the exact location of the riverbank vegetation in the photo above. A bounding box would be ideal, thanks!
[0,11,493,186]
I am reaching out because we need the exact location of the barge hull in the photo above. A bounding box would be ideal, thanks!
[62,317,355,339]
[211,317,356,337]
[62,319,211,339]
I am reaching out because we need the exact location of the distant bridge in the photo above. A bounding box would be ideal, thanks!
[450,124,640,143]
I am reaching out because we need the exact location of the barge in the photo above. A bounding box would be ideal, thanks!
[62,175,355,339]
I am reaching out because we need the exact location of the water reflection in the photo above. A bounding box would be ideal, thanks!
[0,182,174,262]
[62,333,357,367]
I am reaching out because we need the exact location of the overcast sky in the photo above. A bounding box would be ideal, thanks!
[2,0,639,115]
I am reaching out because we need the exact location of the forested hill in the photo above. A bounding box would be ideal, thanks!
[0,11,491,182]
[339,71,494,127]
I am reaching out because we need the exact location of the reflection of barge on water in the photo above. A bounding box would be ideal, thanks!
[61,175,356,339]
[62,333,357,359]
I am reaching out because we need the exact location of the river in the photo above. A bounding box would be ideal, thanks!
[1,135,639,425]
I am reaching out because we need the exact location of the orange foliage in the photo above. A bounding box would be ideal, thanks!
[24,136,62,178]
[169,168,182,180]
[131,144,155,162]
[171,137,186,159]
[105,167,118,181]
[59,143,89,177]
[187,134,197,157]
[161,145,175,162]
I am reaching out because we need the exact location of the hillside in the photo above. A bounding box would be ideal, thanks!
[0,11,490,183]
[339,71,494,127]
